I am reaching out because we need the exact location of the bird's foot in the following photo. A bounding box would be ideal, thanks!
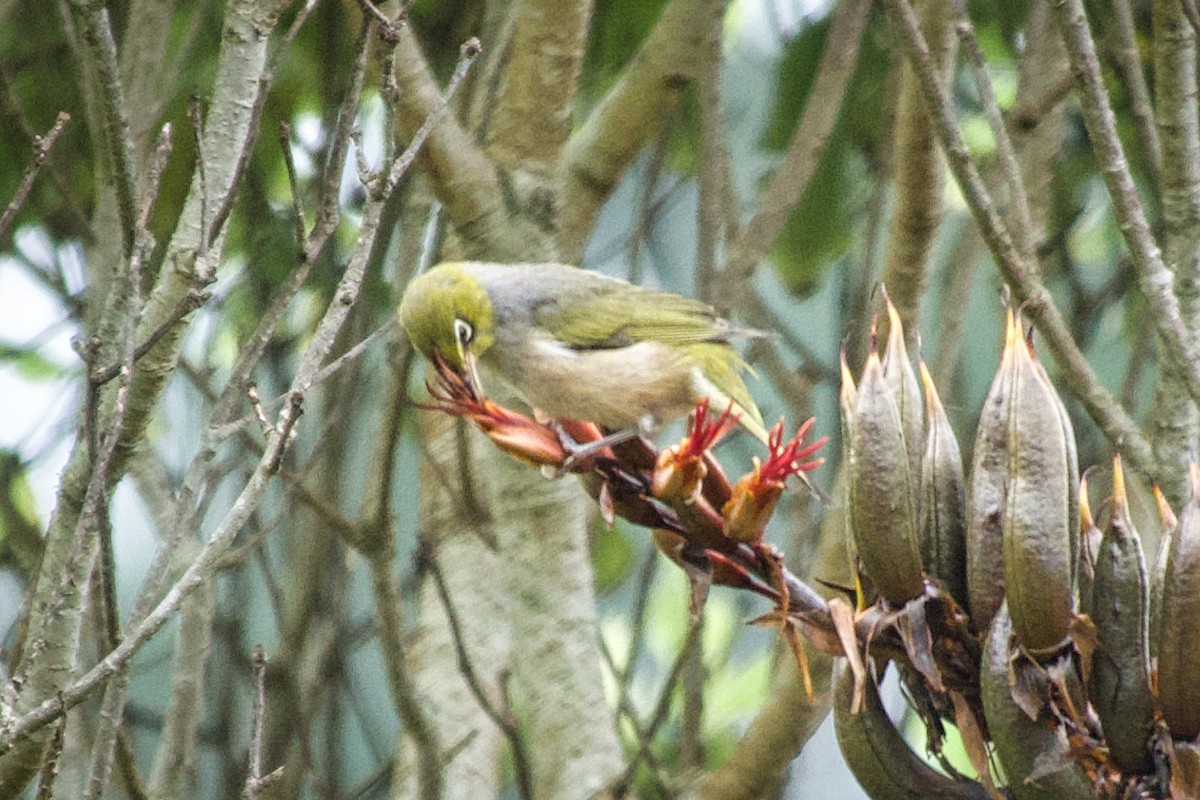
[539,422,639,479]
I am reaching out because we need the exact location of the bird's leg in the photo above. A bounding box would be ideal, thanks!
[541,424,641,478]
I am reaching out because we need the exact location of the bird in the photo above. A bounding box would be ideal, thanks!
[397,261,770,443]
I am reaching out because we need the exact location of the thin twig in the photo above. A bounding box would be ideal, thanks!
[597,637,675,800]
[615,544,659,706]
[89,290,211,385]
[0,65,91,236]
[32,716,65,800]
[423,543,533,800]
[190,95,210,256]
[379,38,481,199]
[367,537,442,800]
[1109,0,1163,182]
[611,618,703,792]
[956,20,1034,257]
[882,0,1158,479]
[242,646,283,799]
[314,15,372,238]
[0,111,70,243]
[72,1,138,255]
[354,0,396,35]
[218,319,398,440]
[278,122,307,257]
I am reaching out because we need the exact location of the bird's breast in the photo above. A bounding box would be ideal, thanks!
[484,338,699,430]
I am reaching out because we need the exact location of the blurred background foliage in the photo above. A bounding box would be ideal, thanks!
[0,0,1170,796]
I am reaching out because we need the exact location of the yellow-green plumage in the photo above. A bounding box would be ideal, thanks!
[398,261,768,441]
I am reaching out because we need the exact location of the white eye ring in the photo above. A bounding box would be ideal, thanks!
[453,318,474,346]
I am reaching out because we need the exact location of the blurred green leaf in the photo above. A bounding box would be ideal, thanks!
[766,136,861,295]
[0,343,69,380]
[580,0,671,102]
[592,523,637,594]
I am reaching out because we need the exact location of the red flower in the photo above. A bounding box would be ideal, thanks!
[722,419,826,543]
[421,354,570,467]
[651,399,739,504]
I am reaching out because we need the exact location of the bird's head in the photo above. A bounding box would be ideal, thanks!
[398,262,496,387]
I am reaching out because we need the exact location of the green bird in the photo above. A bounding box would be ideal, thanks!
[398,261,770,442]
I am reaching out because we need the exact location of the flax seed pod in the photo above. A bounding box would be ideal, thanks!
[980,604,1093,800]
[848,350,924,605]
[966,309,1018,632]
[1088,455,1154,774]
[917,360,967,605]
[880,289,923,492]
[1155,463,1200,740]
[1076,473,1101,619]
[833,663,992,800]
[840,351,867,605]
[1032,351,1080,590]
[1002,330,1074,653]
[1147,484,1176,660]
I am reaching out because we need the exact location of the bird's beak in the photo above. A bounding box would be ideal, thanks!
[456,343,485,398]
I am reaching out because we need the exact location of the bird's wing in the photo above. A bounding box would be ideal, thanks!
[532,279,767,432]
[532,280,741,349]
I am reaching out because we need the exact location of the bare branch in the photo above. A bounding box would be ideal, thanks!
[32,717,65,800]
[1183,0,1200,34]
[1147,0,1200,507]
[380,38,481,198]
[88,289,212,386]
[242,646,284,799]
[366,537,442,800]
[879,0,957,333]
[0,65,91,237]
[956,21,1034,258]
[610,619,703,794]
[353,0,395,33]
[1109,0,1163,183]
[278,122,307,256]
[70,0,138,255]
[881,0,1157,477]
[423,544,534,800]
[0,112,70,243]
[1053,0,1200,416]
[0,48,408,743]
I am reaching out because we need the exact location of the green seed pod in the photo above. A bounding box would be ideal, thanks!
[1087,455,1154,775]
[1033,355,1080,592]
[880,288,923,492]
[980,604,1094,800]
[1147,484,1176,660]
[1076,472,1101,619]
[1155,463,1200,740]
[918,360,967,606]
[833,664,992,800]
[849,350,924,605]
[1002,330,1075,654]
[967,309,1017,632]
[840,351,867,606]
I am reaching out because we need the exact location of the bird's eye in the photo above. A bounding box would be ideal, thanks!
[453,318,474,346]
